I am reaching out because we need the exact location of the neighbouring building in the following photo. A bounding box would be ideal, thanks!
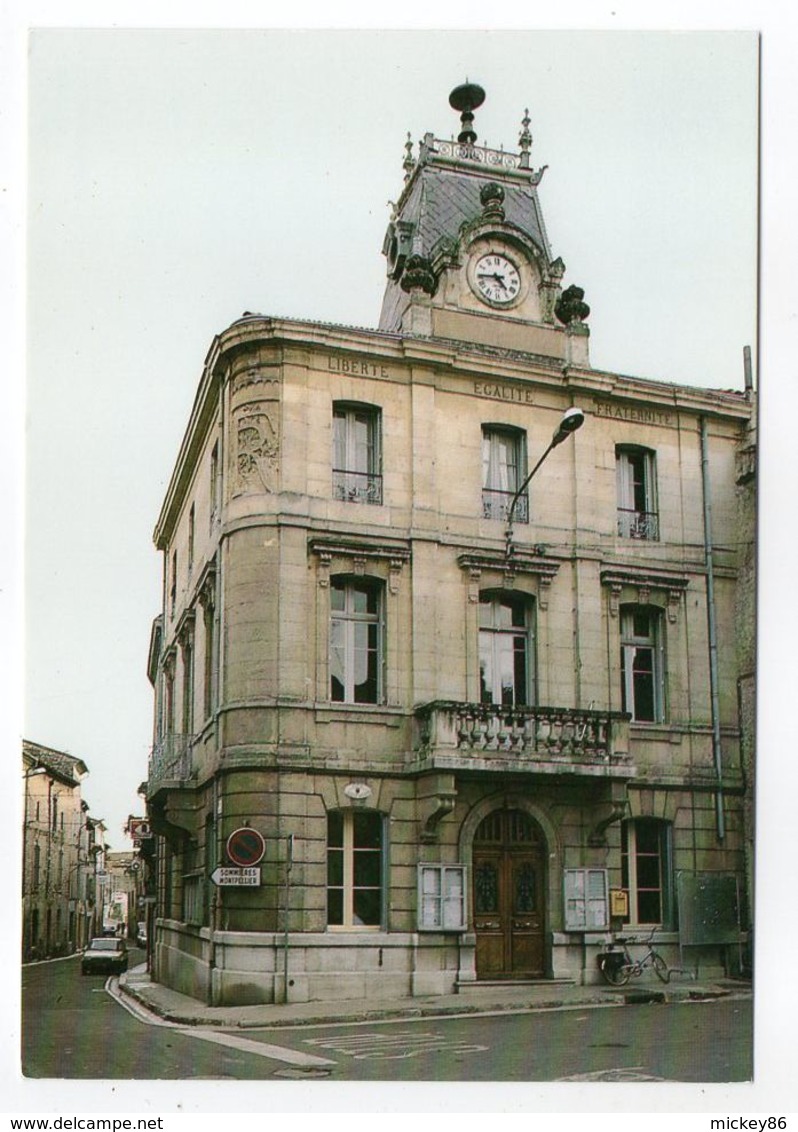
[85,814,108,938]
[22,740,93,959]
[146,85,754,1006]
[103,851,145,940]
[127,813,156,955]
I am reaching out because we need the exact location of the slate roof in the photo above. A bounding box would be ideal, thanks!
[23,739,88,785]
[406,165,551,261]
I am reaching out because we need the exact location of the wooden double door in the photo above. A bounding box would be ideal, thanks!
[472,808,546,979]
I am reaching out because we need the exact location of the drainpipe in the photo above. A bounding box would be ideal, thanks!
[207,775,219,1006]
[282,833,294,1005]
[700,416,725,841]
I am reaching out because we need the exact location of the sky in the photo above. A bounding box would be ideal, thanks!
[5,0,798,1117]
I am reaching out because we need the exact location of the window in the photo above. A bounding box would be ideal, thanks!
[162,844,173,919]
[333,404,382,504]
[187,504,195,572]
[330,577,383,704]
[182,841,204,926]
[170,551,178,614]
[620,606,664,723]
[209,441,221,530]
[616,447,659,539]
[203,604,215,719]
[203,815,215,926]
[327,809,384,929]
[479,592,534,707]
[181,633,194,736]
[32,844,41,890]
[418,865,467,931]
[164,665,175,737]
[621,819,674,926]
[482,426,527,522]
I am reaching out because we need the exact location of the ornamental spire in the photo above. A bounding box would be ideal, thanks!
[519,108,532,169]
[402,132,414,183]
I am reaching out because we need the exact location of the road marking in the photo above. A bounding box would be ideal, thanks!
[183,1028,336,1067]
[107,977,334,1066]
[304,1030,488,1060]
[558,1066,665,1082]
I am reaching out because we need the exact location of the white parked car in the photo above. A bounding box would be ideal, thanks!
[81,937,128,975]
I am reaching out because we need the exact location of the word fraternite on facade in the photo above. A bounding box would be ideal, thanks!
[145,84,755,1007]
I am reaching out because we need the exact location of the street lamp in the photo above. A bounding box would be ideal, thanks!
[505,407,585,552]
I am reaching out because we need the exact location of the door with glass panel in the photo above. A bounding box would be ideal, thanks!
[330,578,382,704]
[472,809,545,978]
[479,593,533,707]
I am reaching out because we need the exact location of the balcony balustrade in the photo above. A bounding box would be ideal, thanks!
[148,734,191,791]
[482,489,528,523]
[617,507,659,540]
[332,469,383,505]
[415,702,633,777]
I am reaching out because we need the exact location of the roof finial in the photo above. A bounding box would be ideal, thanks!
[519,108,532,168]
[402,132,414,183]
[449,81,486,145]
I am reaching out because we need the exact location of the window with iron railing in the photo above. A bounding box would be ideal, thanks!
[482,426,527,522]
[333,403,382,505]
[616,447,659,540]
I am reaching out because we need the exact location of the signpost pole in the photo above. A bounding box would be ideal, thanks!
[282,834,294,1005]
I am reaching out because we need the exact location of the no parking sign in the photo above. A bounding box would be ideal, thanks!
[226,827,266,867]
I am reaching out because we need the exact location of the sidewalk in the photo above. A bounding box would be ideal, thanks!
[117,966,751,1031]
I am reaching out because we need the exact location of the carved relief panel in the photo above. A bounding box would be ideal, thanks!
[232,403,280,495]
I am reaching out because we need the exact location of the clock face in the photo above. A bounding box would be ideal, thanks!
[474,252,521,305]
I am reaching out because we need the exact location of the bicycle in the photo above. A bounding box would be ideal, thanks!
[597,927,670,985]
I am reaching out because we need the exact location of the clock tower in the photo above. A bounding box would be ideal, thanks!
[379,82,590,365]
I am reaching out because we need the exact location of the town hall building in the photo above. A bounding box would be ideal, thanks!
[146,84,754,1006]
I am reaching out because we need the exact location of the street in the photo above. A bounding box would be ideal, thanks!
[22,955,752,1081]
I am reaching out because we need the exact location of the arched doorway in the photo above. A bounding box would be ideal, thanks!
[472,808,546,978]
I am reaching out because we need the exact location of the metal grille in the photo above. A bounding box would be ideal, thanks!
[332,469,383,505]
[482,489,528,522]
[433,138,522,170]
[617,508,659,540]
[149,734,190,786]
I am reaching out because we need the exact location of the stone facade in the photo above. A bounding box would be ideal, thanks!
[22,740,94,960]
[146,91,754,1006]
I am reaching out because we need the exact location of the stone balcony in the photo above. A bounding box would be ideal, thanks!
[413,702,634,778]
